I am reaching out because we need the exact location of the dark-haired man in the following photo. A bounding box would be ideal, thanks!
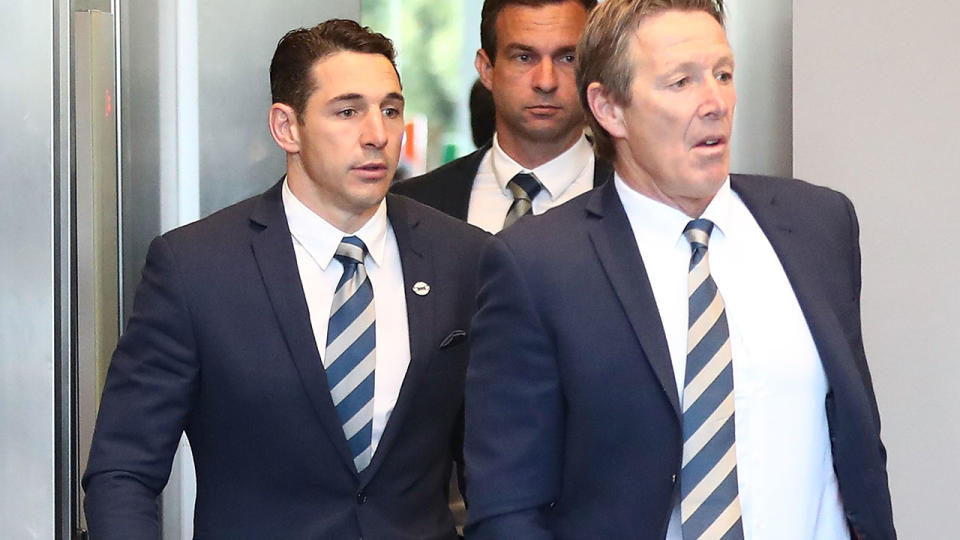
[465,0,896,538]
[393,0,611,233]
[83,19,487,539]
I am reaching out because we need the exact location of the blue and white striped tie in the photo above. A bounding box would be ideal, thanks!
[325,236,376,472]
[680,219,744,540]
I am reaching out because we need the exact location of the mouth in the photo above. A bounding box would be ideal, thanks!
[694,135,728,150]
[352,161,390,180]
[527,104,561,116]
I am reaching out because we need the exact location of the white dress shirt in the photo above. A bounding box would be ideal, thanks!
[466,132,595,233]
[282,180,411,457]
[614,175,850,539]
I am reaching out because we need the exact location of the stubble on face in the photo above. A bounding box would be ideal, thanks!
[287,52,404,232]
[482,1,588,168]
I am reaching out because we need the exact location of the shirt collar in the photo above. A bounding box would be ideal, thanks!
[614,173,733,246]
[490,132,593,199]
[282,177,388,270]
[699,177,734,242]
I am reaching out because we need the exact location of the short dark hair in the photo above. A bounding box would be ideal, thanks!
[576,0,725,161]
[479,0,597,64]
[270,19,398,121]
[469,79,496,147]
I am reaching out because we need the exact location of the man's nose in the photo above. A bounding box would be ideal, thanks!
[361,111,388,148]
[698,77,732,119]
[533,60,559,94]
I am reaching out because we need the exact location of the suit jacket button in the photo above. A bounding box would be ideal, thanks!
[357,490,367,504]
[672,474,677,484]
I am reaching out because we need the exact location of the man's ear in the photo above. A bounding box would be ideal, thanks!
[268,103,301,154]
[586,82,627,139]
[475,48,494,91]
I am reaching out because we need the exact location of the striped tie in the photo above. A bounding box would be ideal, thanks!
[680,219,744,540]
[325,236,376,472]
[503,172,542,229]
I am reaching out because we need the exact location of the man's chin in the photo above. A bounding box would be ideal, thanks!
[517,122,583,146]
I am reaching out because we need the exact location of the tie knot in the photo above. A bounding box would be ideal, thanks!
[334,236,368,266]
[683,218,715,251]
[507,172,542,202]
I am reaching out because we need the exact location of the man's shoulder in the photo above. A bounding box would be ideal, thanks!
[732,173,850,205]
[387,192,490,244]
[391,146,488,199]
[731,174,856,242]
[160,180,281,251]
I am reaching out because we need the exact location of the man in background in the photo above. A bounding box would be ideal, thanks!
[83,19,487,539]
[465,0,896,538]
[393,0,611,233]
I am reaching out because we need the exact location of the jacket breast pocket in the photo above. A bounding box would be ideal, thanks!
[439,329,466,349]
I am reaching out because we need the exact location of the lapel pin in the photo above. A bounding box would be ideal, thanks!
[412,281,431,296]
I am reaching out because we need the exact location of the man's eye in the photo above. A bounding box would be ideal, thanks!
[670,77,690,89]
[337,109,357,119]
[382,107,401,119]
[559,54,576,64]
[516,54,531,63]
[716,71,733,83]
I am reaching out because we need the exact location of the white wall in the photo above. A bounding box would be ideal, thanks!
[793,2,960,536]
[726,0,794,177]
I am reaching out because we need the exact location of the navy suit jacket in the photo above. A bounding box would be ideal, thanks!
[82,181,489,539]
[465,175,895,539]
[391,141,614,220]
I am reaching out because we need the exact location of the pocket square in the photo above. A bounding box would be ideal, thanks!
[439,330,467,349]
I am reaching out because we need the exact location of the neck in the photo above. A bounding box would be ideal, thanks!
[286,163,378,234]
[614,157,714,219]
[495,127,582,170]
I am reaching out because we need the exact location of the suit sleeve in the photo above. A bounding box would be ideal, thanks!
[840,194,885,450]
[82,235,200,540]
[465,235,562,540]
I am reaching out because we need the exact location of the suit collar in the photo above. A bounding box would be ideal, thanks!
[249,179,360,474]
[281,179,390,269]
[586,181,682,416]
[489,133,596,200]
[592,157,614,188]
[585,173,864,422]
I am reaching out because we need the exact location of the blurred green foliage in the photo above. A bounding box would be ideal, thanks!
[362,0,464,169]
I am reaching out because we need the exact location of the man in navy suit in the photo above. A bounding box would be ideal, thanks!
[82,20,487,539]
[393,0,612,233]
[465,1,896,538]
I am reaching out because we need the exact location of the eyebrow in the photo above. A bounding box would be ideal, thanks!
[327,92,405,105]
[664,56,735,73]
[502,43,577,55]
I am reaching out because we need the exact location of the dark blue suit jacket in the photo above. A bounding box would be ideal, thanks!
[82,181,489,539]
[465,174,895,539]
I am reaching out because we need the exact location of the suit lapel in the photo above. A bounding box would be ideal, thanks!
[249,181,358,474]
[732,175,860,391]
[586,182,682,417]
[359,194,437,485]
